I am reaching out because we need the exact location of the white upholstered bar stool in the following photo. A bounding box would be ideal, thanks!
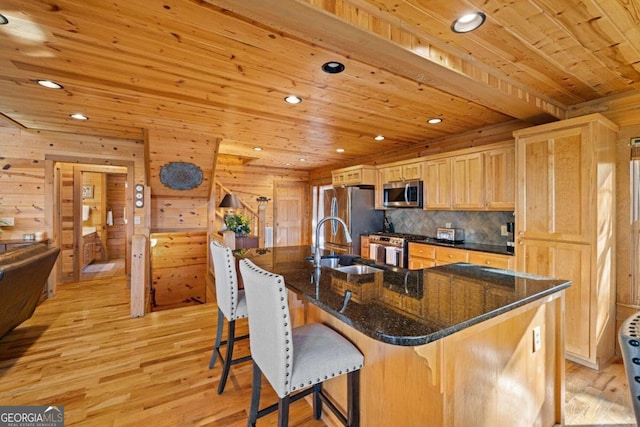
[619,311,640,423]
[239,259,364,427]
[208,241,251,394]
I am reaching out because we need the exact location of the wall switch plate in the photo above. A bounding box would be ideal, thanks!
[0,217,15,226]
[501,225,508,236]
[134,215,141,225]
[445,222,452,228]
[532,326,542,353]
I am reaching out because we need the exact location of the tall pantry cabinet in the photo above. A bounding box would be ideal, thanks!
[514,113,618,369]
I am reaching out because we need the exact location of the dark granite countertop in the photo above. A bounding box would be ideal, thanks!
[234,246,569,346]
[412,237,514,256]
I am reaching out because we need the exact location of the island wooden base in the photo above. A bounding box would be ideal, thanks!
[293,291,565,427]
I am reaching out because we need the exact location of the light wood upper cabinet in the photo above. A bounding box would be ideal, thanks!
[374,168,386,210]
[424,158,452,209]
[483,145,515,210]
[516,126,592,242]
[451,152,484,209]
[373,140,515,211]
[382,161,422,183]
[332,165,376,187]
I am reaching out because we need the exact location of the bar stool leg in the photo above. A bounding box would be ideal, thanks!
[217,319,236,394]
[278,395,290,427]
[248,362,262,427]
[347,370,360,427]
[312,383,322,419]
[209,309,224,369]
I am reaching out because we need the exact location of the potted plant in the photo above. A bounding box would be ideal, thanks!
[224,213,251,237]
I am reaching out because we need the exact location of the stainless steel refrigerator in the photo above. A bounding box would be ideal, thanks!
[322,186,382,255]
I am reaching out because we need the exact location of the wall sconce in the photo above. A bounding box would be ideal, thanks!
[256,196,271,211]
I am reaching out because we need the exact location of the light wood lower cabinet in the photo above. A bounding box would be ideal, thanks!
[435,246,469,265]
[408,243,514,270]
[517,239,593,363]
[81,232,97,268]
[468,251,513,269]
[361,235,370,259]
[407,242,436,269]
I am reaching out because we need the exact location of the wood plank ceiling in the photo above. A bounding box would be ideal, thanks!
[0,0,639,171]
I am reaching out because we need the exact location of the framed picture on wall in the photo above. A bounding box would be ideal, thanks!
[82,185,94,199]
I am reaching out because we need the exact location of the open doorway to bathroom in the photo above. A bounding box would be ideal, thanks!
[79,169,128,281]
[55,162,128,283]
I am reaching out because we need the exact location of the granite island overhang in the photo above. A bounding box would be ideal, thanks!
[234,245,570,426]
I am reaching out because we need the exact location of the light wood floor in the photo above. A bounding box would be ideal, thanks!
[0,274,636,426]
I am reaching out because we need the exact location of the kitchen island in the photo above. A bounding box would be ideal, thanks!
[235,245,570,427]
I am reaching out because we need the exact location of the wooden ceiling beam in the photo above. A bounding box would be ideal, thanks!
[206,0,566,123]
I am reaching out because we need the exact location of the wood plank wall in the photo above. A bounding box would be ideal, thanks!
[150,231,207,310]
[0,125,145,286]
[214,159,310,237]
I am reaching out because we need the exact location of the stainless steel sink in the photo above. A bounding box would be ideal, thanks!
[307,256,340,268]
[334,265,382,275]
[319,257,340,268]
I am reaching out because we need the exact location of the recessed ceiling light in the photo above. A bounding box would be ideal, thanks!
[298,158,307,162]
[284,95,302,104]
[69,113,89,121]
[322,61,345,74]
[0,14,8,25]
[36,79,63,89]
[374,135,385,141]
[336,148,345,153]
[451,12,486,33]
[427,118,443,124]
[253,147,263,151]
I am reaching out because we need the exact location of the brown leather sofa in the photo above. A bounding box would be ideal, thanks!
[0,243,59,338]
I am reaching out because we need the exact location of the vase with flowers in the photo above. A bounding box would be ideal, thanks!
[224,212,251,237]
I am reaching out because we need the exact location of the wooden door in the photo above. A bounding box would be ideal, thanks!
[452,153,484,209]
[274,183,308,247]
[484,145,515,210]
[516,125,591,242]
[517,238,592,360]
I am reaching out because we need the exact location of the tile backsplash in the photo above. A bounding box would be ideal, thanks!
[384,209,515,246]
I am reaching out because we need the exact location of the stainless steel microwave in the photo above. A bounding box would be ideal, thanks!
[382,180,423,208]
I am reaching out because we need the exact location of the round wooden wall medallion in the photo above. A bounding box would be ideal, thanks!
[159,162,203,190]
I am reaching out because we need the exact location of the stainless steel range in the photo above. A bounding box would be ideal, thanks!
[368,232,427,268]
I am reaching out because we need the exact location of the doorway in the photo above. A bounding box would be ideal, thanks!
[48,158,133,289]
[78,170,128,281]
